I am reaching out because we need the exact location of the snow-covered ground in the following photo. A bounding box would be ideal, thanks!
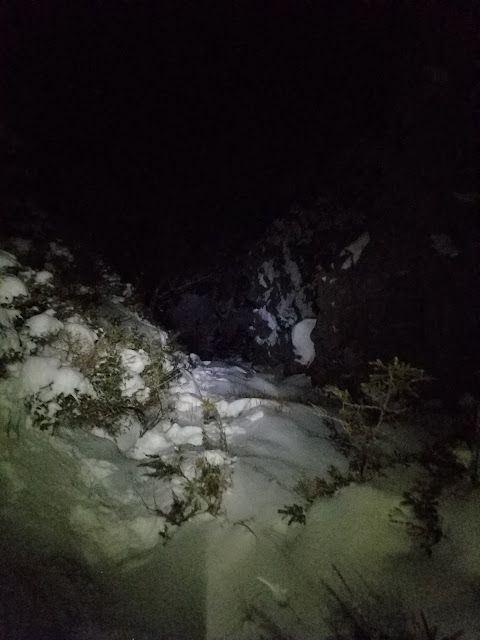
[1,241,479,639]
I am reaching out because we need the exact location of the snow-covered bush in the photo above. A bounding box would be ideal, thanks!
[139,450,232,542]
[0,239,178,437]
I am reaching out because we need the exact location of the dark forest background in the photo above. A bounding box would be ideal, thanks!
[0,1,478,283]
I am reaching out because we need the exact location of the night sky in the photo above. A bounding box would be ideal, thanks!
[0,1,478,281]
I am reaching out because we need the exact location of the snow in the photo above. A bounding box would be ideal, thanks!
[165,423,204,446]
[3,348,480,638]
[60,320,97,352]
[258,259,276,288]
[19,355,96,400]
[253,305,280,346]
[121,370,147,397]
[339,230,370,269]
[34,269,54,285]
[282,241,302,289]
[2,241,480,639]
[24,309,64,337]
[0,248,18,269]
[118,349,151,399]
[291,318,317,366]
[69,504,163,564]
[0,308,21,356]
[110,414,143,453]
[48,240,74,262]
[128,422,172,458]
[120,347,150,373]
[215,396,277,418]
[0,274,28,303]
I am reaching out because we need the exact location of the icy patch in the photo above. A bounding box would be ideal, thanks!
[340,231,370,270]
[0,275,28,303]
[291,318,316,366]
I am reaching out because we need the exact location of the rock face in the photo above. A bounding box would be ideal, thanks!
[155,198,480,403]
[155,199,366,369]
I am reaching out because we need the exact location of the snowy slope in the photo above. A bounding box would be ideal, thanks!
[1,240,479,639]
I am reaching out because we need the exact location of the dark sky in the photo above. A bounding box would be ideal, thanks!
[0,0,478,279]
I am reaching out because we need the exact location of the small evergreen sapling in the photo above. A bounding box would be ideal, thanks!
[389,476,444,557]
[139,451,231,541]
[332,357,429,481]
[281,358,428,525]
[278,503,307,525]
